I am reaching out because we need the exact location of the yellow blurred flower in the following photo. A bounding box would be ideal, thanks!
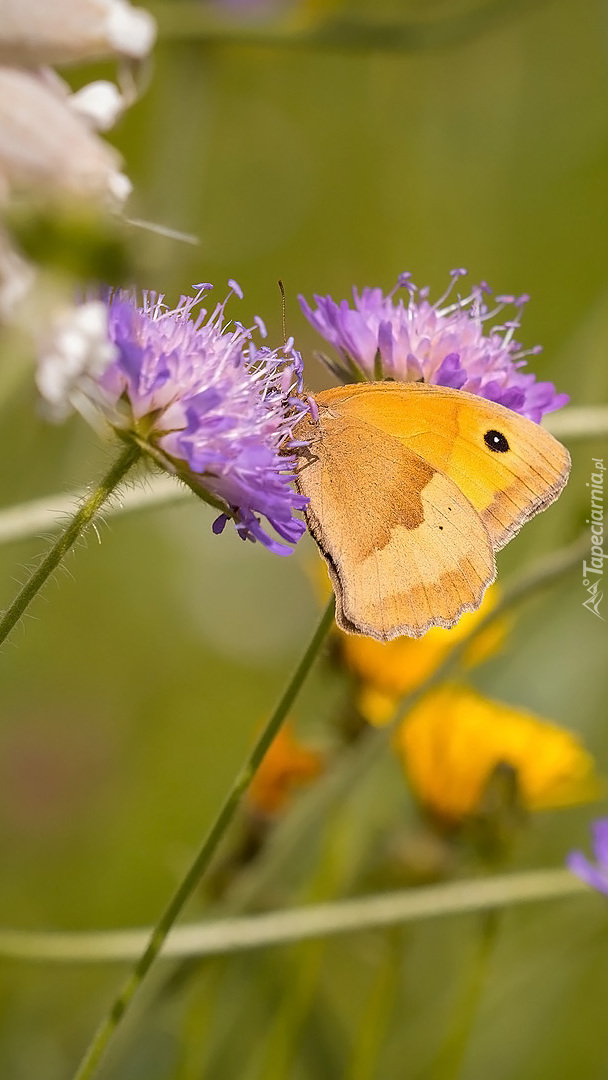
[247,724,324,818]
[342,584,506,712]
[310,555,508,726]
[393,684,602,826]
[356,685,403,728]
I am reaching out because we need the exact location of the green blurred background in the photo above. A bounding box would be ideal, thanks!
[1,0,608,1076]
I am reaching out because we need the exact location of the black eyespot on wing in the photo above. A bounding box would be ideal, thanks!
[484,429,510,453]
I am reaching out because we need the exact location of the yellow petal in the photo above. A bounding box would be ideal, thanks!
[393,684,602,825]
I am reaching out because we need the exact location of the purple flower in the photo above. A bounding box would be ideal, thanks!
[568,818,608,895]
[299,270,569,423]
[38,283,310,555]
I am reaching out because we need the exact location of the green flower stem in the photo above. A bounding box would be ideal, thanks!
[71,596,336,1080]
[0,443,141,650]
[174,469,238,519]
[129,435,236,520]
[226,531,590,916]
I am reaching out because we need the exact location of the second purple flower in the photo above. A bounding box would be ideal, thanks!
[300,270,569,423]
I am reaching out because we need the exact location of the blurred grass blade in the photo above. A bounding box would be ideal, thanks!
[545,406,608,440]
[0,474,186,545]
[0,869,587,964]
[0,407,604,547]
[126,217,201,245]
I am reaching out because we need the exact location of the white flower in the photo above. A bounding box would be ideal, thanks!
[0,226,35,321]
[37,300,118,420]
[0,67,131,206]
[0,0,156,67]
[0,0,155,325]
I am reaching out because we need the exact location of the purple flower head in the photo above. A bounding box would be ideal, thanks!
[299,270,569,423]
[568,818,608,896]
[39,284,310,555]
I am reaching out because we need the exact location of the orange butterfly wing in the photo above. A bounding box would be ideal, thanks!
[294,383,570,641]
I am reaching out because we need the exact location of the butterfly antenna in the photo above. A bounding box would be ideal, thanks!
[278,279,287,347]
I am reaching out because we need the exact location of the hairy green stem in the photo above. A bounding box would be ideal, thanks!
[71,596,335,1080]
[0,443,141,650]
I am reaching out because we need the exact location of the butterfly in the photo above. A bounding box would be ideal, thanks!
[293,382,570,641]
